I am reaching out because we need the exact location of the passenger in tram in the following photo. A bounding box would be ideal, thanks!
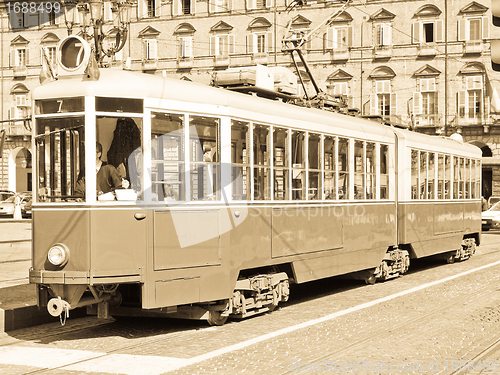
[75,142,129,197]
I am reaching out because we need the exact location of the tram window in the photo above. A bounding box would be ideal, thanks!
[151,112,185,201]
[291,130,305,200]
[96,117,143,201]
[324,136,336,200]
[420,151,428,199]
[459,158,465,199]
[96,97,143,114]
[273,127,289,200]
[475,159,481,199]
[366,143,375,199]
[354,141,365,199]
[445,155,451,199]
[411,150,419,200]
[428,153,435,199]
[190,116,220,201]
[35,116,85,202]
[438,154,444,199]
[380,144,389,199]
[338,138,349,200]
[464,159,470,199]
[453,157,459,199]
[231,120,250,201]
[253,124,270,200]
[35,97,84,115]
[308,133,321,200]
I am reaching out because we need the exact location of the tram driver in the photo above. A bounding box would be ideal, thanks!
[75,142,129,198]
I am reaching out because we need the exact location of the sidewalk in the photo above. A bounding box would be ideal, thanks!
[0,219,61,331]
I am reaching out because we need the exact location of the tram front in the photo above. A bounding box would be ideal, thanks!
[29,36,147,321]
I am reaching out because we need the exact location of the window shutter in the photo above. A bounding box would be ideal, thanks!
[413,92,422,115]
[227,0,233,11]
[246,0,255,10]
[458,19,466,41]
[347,26,353,47]
[412,22,420,44]
[458,91,467,117]
[172,0,180,15]
[265,0,273,7]
[383,23,391,45]
[267,32,273,53]
[210,36,216,56]
[482,16,489,40]
[466,76,482,90]
[370,94,378,115]
[25,48,29,67]
[331,28,338,49]
[229,35,235,54]
[420,78,435,92]
[183,37,192,57]
[435,20,443,42]
[9,107,16,120]
[390,93,397,115]
[326,27,334,50]
[209,0,215,13]
[190,0,195,14]
[375,24,382,45]
[247,34,254,54]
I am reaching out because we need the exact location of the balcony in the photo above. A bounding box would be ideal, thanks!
[177,57,193,69]
[142,58,157,71]
[373,45,392,59]
[13,65,27,78]
[413,114,442,127]
[214,55,230,67]
[417,43,437,57]
[463,40,482,55]
[252,53,269,65]
[330,49,349,61]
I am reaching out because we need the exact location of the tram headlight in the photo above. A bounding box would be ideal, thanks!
[47,244,70,267]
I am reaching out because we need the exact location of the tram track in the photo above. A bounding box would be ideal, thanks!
[7,256,500,375]
[275,276,500,375]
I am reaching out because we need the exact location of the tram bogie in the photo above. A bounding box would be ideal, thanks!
[29,35,482,326]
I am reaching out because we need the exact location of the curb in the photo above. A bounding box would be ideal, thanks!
[0,305,87,332]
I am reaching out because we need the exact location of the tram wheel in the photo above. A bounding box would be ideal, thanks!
[364,275,376,285]
[207,310,228,326]
[446,252,455,264]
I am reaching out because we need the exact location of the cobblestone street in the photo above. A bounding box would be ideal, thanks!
[0,234,499,375]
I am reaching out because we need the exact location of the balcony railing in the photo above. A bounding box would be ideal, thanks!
[178,57,193,69]
[417,43,437,57]
[463,40,482,54]
[414,113,442,127]
[373,45,392,59]
[214,55,230,67]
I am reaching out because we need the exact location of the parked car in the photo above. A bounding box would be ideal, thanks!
[482,201,500,231]
[0,193,31,218]
[488,196,500,209]
[0,190,14,203]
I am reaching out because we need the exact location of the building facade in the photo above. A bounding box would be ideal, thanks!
[1,0,500,197]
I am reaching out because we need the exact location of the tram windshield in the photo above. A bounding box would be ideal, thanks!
[35,116,85,202]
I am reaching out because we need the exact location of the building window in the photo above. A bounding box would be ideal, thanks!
[375,23,392,46]
[247,32,273,54]
[458,17,488,41]
[458,75,483,122]
[179,36,192,58]
[413,78,438,125]
[211,0,230,13]
[210,35,235,56]
[143,39,157,60]
[370,80,396,117]
[246,0,272,10]
[10,48,27,67]
[412,20,443,43]
[173,0,195,15]
[147,0,157,17]
[325,25,352,51]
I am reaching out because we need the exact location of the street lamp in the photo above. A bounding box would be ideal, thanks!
[62,0,134,66]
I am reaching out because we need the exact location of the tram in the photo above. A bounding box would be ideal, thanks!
[29,36,481,325]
